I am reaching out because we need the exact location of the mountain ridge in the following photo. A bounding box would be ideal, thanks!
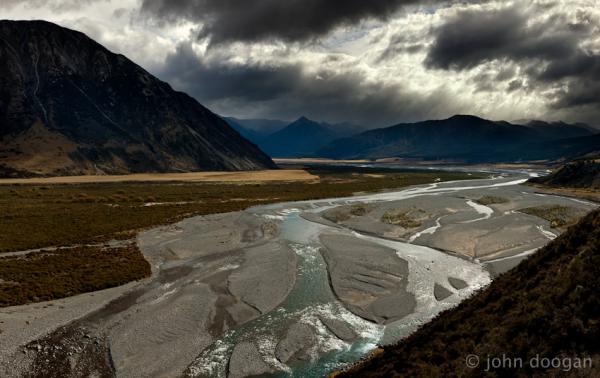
[318,114,598,162]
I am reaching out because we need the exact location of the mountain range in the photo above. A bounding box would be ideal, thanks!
[224,116,365,158]
[0,20,275,178]
[318,115,599,163]
[1,20,598,178]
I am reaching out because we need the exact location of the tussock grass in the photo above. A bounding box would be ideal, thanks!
[519,205,587,228]
[381,210,422,228]
[475,195,509,205]
[0,244,150,306]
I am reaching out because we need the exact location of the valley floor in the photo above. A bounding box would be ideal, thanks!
[0,168,596,377]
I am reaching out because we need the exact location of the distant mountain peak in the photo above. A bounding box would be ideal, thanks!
[446,114,486,122]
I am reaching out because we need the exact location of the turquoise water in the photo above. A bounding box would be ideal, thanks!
[187,211,384,377]
[186,174,532,377]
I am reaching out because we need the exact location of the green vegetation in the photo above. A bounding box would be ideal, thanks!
[338,209,600,377]
[519,205,588,228]
[475,195,509,205]
[0,244,151,306]
[381,209,422,228]
[0,167,483,306]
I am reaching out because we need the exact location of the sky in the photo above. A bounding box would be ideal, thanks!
[2,0,599,128]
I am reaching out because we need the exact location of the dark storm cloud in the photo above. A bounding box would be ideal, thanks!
[159,43,460,126]
[161,44,303,101]
[425,4,600,113]
[141,0,433,44]
[425,6,580,70]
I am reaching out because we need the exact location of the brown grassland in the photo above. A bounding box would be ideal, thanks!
[519,204,589,229]
[475,195,509,205]
[0,244,150,306]
[0,167,483,307]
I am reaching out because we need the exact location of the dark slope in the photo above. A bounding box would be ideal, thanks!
[319,115,541,161]
[224,117,287,135]
[530,161,600,189]
[259,116,341,157]
[319,115,597,163]
[516,133,600,162]
[222,117,267,144]
[223,116,287,145]
[339,209,600,377]
[521,120,594,140]
[0,20,275,177]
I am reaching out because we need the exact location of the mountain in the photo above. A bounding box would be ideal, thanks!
[0,20,275,177]
[516,133,600,162]
[338,208,600,377]
[521,120,594,139]
[530,160,600,189]
[222,117,267,145]
[319,115,539,161]
[318,115,597,163]
[224,117,288,135]
[223,117,287,145]
[259,116,342,157]
[224,116,367,158]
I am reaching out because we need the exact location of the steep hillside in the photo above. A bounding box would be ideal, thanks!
[530,161,600,189]
[337,209,600,377]
[319,115,597,163]
[0,20,275,177]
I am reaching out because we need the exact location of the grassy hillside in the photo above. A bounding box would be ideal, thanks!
[530,161,600,189]
[337,209,600,377]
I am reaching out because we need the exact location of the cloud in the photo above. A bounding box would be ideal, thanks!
[425,2,600,118]
[140,0,434,44]
[425,5,580,70]
[376,33,425,62]
[4,0,599,125]
[0,0,108,12]
[160,44,304,101]
[159,42,463,126]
